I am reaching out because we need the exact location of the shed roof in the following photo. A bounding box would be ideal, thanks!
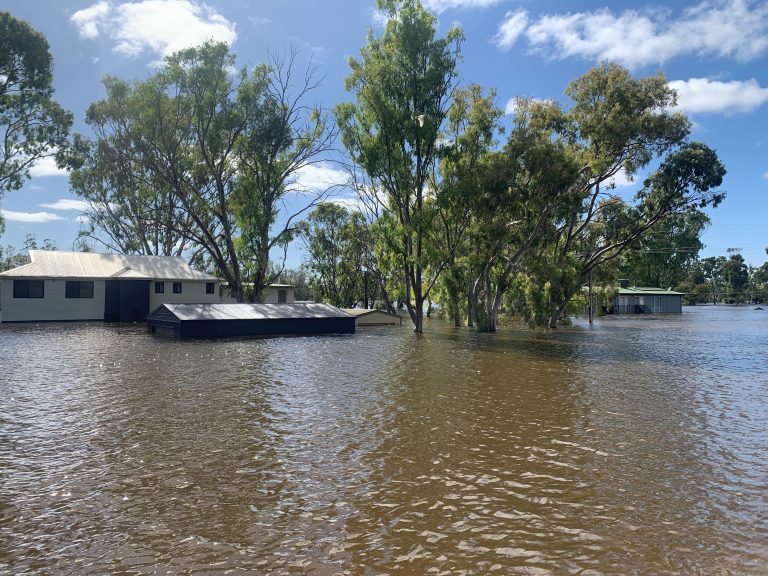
[150,302,353,321]
[619,287,684,296]
[342,308,400,318]
[0,251,218,281]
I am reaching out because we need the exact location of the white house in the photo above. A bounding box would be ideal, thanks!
[0,251,220,323]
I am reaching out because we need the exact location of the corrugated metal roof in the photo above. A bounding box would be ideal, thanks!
[619,287,684,296]
[0,251,218,281]
[153,302,353,321]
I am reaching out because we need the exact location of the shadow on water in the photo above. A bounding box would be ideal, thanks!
[0,307,766,574]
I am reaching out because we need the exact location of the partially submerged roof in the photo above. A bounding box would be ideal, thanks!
[619,287,684,296]
[0,250,218,281]
[151,302,353,321]
[343,308,400,318]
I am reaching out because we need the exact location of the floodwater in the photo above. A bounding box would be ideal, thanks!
[1,306,766,575]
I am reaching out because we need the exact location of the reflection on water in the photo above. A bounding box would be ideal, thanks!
[1,306,766,574]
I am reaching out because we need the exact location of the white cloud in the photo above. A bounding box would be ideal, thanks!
[668,78,768,115]
[1,210,65,223]
[291,163,349,194]
[493,9,528,50]
[495,0,768,68]
[39,199,90,211]
[762,171,768,180]
[71,0,236,59]
[609,169,636,188]
[423,0,501,13]
[29,156,67,178]
[70,0,110,39]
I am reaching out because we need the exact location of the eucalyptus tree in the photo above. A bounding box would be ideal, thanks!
[70,42,334,301]
[529,64,725,327]
[432,84,503,327]
[232,48,337,301]
[301,202,374,307]
[68,77,192,256]
[619,209,710,289]
[463,97,580,332]
[335,0,463,332]
[0,12,72,228]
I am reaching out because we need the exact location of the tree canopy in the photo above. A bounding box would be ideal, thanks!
[0,12,72,229]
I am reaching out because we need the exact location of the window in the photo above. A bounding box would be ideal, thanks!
[65,281,94,298]
[278,289,287,303]
[173,282,182,294]
[155,281,165,294]
[13,280,44,298]
[206,282,215,294]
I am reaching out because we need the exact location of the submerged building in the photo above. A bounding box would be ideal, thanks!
[611,285,684,314]
[0,251,220,323]
[147,302,355,339]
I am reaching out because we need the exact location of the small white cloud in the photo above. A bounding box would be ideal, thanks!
[668,78,768,115]
[70,0,110,39]
[71,0,236,60]
[494,9,529,50]
[762,171,768,180]
[609,168,636,188]
[423,0,501,13]
[39,199,90,211]
[496,0,768,68]
[291,163,348,194]
[76,215,91,224]
[29,156,67,178]
[1,210,65,223]
[248,16,270,26]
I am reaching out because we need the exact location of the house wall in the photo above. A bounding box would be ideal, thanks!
[220,285,295,304]
[0,278,106,322]
[356,311,403,326]
[613,294,682,314]
[149,280,220,312]
[263,286,295,304]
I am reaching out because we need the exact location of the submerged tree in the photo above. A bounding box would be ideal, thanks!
[525,64,725,327]
[336,0,463,332]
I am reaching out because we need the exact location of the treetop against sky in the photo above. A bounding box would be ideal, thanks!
[1,0,766,266]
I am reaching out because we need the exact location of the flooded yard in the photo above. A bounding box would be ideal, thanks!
[1,306,766,574]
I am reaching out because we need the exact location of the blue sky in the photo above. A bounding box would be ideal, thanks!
[2,0,767,268]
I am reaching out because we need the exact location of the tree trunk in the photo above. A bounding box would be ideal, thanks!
[450,294,461,327]
[549,302,567,329]
[466,278,475,328]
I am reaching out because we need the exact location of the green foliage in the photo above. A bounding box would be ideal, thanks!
[302,203,375,307]
[336,0,462,331]
[0,12,72,197]
[70,42,333,301]
[620,210,710,289]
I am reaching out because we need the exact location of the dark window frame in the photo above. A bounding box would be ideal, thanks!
[206,282,215,294]
[278,289,287,303]
[13,280,44,299]
[155,281,165,294]
[65,280,94,299]
[172,282,182,294]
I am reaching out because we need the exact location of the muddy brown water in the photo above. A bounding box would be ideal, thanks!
[1,306,766,574]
